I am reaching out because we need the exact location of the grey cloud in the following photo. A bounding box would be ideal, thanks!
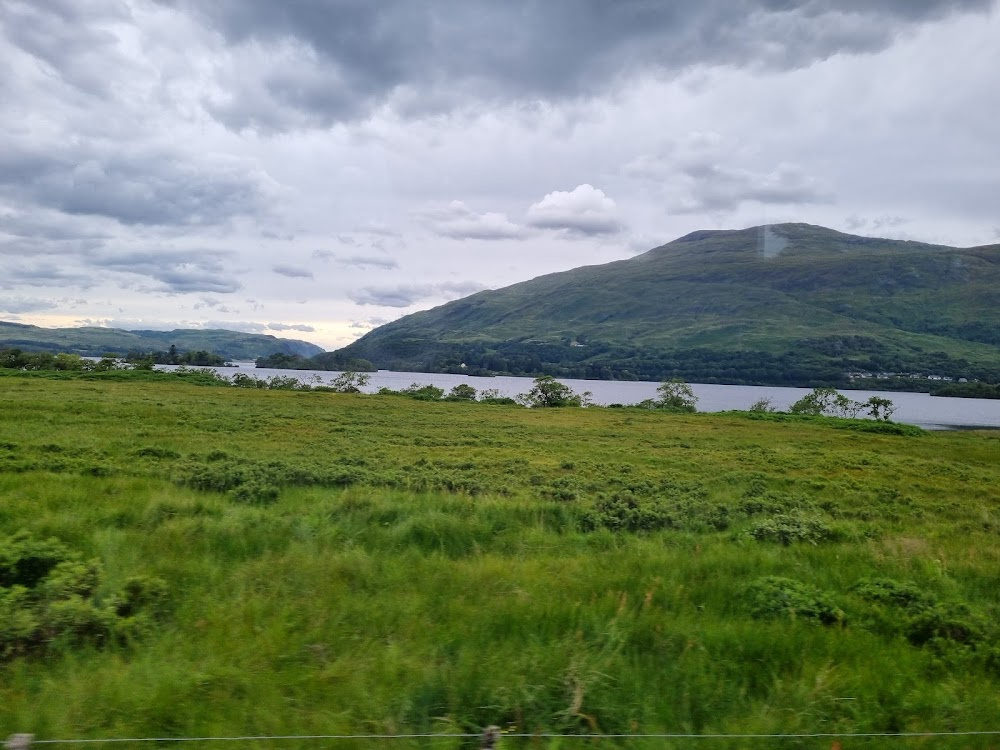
[0,144,268,227]
[0,262,95,290]
[201,320,267,333]
[349,316,390,330]
[845,215,910,232]
[91,250,241,294]
[161,0,993,129]
[337,255,399,270]
[349,281,485,308]
[418,201,526,240]
[526,184,623,236]
[0,209,110,244]
[267,322,315,332]
[193,297,238,313]
[674,163,834,213]
[0,296,58,314]
[0,0,131,98]
[273,264,314,279]
[629,134,834,213]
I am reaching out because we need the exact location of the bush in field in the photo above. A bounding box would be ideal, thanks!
[852,577,983,648]
[477,388,519,405]
[401,383,445,401]
[0,531,168,660]
[518,376,591,408]
[748,576,844,625]
[746,514,839,545]
[582,492,674,532]
[230,372,267,389]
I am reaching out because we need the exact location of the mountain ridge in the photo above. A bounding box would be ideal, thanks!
[333,223,1000,386]
[0,321,324,360]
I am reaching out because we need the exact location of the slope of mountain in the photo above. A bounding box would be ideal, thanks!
[334,224,1000,385]
[0,322,324,360]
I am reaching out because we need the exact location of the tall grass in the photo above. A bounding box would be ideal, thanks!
[1,376,999,746]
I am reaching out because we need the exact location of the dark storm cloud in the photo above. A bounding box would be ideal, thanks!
[0,146,268,227]
[162,0,993,129]
[90,250,241,294]
[349,281,485,308]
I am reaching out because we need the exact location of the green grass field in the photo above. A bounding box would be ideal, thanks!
[1,373,999,748]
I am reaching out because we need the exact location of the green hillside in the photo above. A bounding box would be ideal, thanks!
[335,224,1000,386]
[0,321,324,360]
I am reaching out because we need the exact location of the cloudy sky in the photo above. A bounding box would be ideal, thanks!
[2,0,998,350]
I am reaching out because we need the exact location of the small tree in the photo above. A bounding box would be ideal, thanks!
[789,387,841,416]
[518,375,585,407]
[446,383,477,401]
[864,396,896,421]
[656,379,698,412]
[749,397,777,413]
[331,371,371,393]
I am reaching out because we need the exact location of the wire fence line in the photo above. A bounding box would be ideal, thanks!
[8,729,1000,746]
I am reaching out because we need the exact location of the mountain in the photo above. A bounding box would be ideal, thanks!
[333,223,1000,386]
[0,322,324,361]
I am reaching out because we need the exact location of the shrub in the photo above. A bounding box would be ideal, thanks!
[746,514,838,545]
[853,578,935,611]
[401,384,445,401]
[229,481,281,505]
[747,576,844,625]
[0,532,168,660]
[582,492,674,532]
[478,388,518,405]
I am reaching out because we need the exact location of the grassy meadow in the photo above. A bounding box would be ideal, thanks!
[1,372,1000,748]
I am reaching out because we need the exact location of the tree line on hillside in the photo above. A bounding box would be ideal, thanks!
[124,346,227,366]
[337,337,1000,389]
[255,352,376,372]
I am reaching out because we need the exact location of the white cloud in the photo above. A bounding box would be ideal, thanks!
[526,184,623,236]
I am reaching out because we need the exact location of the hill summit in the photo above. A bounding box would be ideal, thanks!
[334,223,1000,386]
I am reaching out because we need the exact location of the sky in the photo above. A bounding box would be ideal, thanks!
[1,0,998,351]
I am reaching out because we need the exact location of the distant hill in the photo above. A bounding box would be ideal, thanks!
[333,223,1000,386]
[0,322,324,361]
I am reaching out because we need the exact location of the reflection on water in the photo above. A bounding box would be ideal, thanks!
[168,364,1000,431]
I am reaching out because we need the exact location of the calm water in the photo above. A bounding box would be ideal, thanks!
[202,364,1000,431]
